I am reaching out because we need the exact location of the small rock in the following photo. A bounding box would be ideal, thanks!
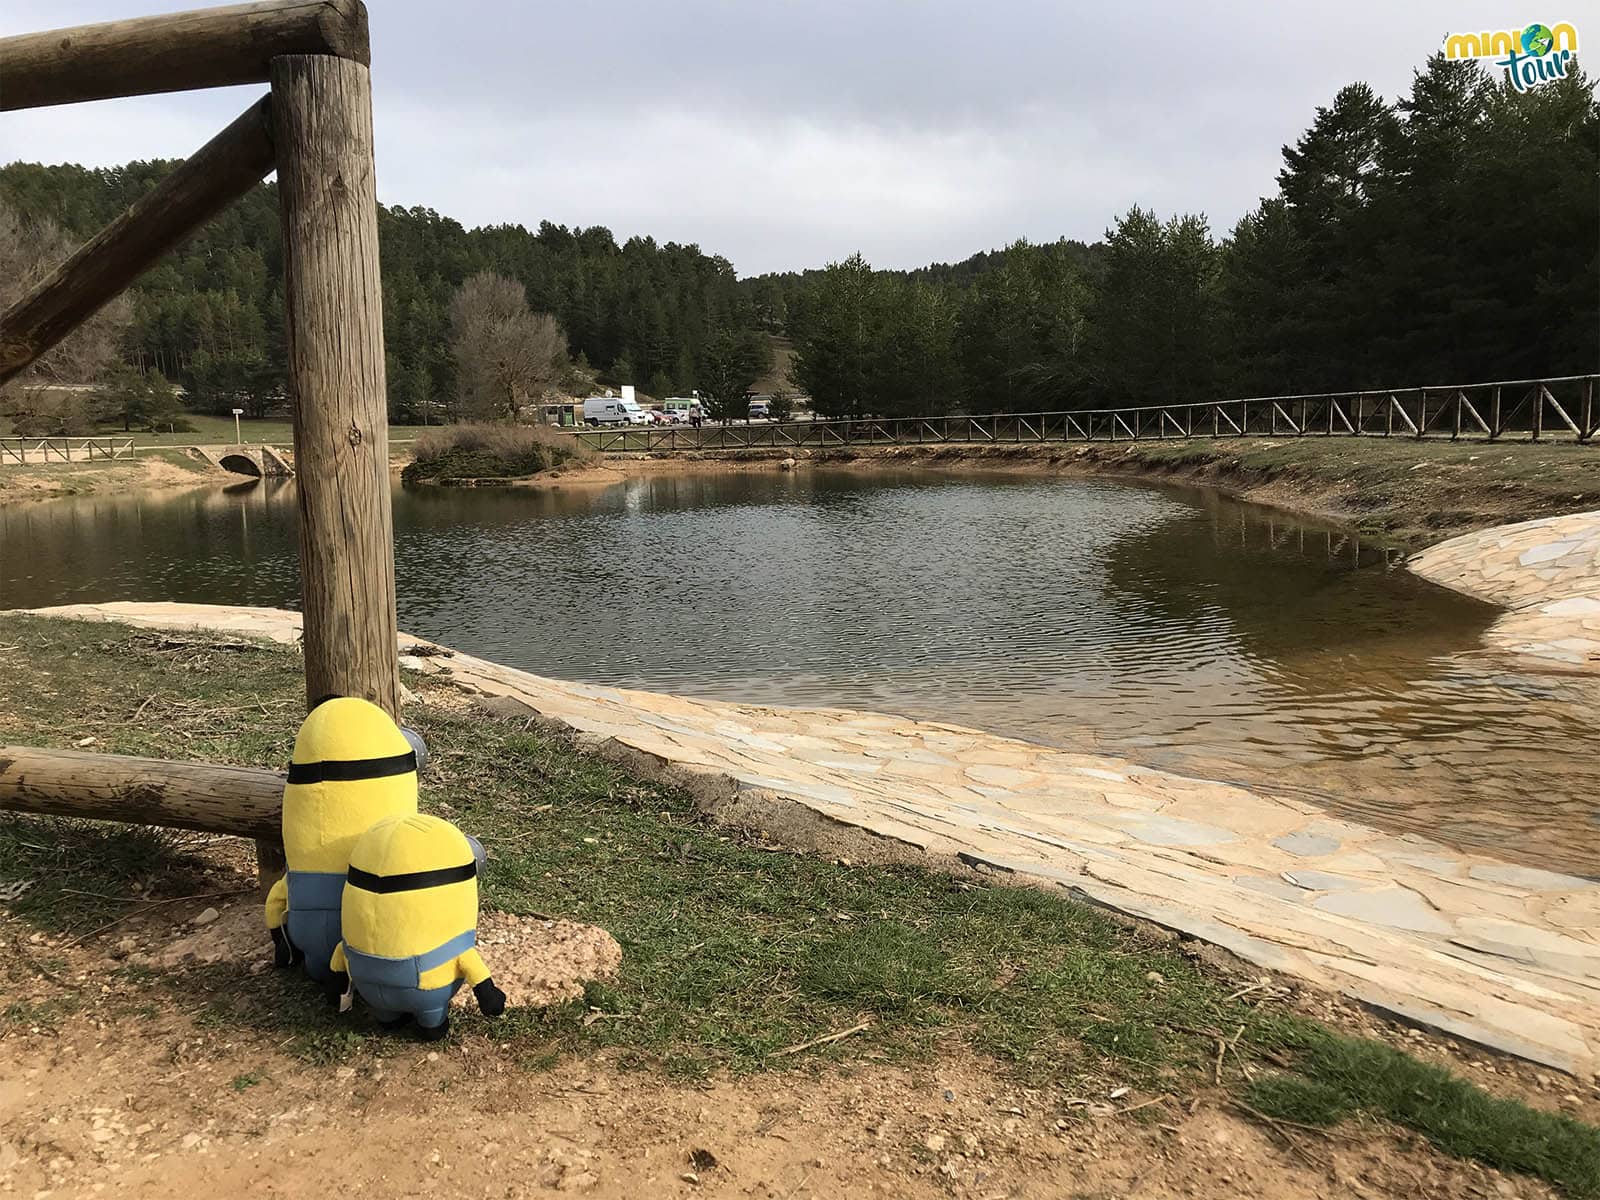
[1145,971,1165,985]
[679,1173,699,1185]
[190,908,220,927]
[180,1133,202,1151]
[942,1089,955,1103]
[923,1133,946,1153]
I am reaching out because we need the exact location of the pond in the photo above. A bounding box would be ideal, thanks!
[4,466,1596,875]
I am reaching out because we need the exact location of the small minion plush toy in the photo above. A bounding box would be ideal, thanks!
[264,697,421,984]
[330,813,506,1039]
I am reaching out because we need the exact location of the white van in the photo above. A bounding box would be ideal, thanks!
[583,397,648,426]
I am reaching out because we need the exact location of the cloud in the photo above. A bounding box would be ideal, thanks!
[0,0,1521,273]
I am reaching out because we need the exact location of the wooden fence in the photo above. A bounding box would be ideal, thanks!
[0,436,135,464]
[571,374,1600,453]
[0,1,398,873]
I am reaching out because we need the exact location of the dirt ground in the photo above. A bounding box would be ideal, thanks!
[2,995,1563,1200]
[2,875,1585,1200]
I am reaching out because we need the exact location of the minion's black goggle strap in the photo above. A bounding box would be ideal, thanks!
[346,861,477,894]
[286,750,417,785]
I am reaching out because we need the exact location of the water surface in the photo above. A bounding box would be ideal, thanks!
[5,468,1595,873]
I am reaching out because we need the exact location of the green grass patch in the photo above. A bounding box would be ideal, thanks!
[1254,1026,1600,1196]
[2,612,1597,1196]
[1246,1073,1355,1126]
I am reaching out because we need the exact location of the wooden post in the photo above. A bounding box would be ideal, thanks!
[0,98,275,384]
[271,53,398,719]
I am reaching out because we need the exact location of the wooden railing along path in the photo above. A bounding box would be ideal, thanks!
[571,374,1600,453]
[0,436,135,464]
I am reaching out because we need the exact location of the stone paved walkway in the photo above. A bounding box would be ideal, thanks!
[1411,509,1600,673]
[23,600,1600,1078]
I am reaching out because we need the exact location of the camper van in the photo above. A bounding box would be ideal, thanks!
[661,397,704,423]
[582,396,648,426]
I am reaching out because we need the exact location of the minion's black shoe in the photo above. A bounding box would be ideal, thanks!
[416,1017,451,1042]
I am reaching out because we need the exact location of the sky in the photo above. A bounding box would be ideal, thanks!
[0,1,1547,276]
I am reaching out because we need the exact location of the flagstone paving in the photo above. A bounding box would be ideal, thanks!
[1410,509,1600,672]
[24,599,1600,1079]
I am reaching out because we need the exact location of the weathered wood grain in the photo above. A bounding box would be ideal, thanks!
[0,745,281,840]
[0,0,367,111]
[271,53,399,717]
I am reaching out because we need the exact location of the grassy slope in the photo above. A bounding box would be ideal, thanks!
[1063,437,1600,548]
[0,447,214,503]
[1,613,1596,1196]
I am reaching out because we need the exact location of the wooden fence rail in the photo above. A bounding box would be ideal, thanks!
[0,745,283,841]
[0,98,276,384]
[569,374,1600,453]
[0,0,368,110]
[0,436,135,464]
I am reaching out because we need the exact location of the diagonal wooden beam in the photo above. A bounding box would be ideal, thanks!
[0,0,368,111]
[0,96,275,385]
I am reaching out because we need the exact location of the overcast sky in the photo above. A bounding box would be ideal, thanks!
[0,1,1538,275]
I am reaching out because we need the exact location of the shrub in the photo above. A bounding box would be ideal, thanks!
[401,421,592,485]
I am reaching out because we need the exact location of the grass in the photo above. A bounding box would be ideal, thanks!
[115,414,434,448]
[1,612,1597,1196]
[1073,437,1600,547]
[400,421,593,484]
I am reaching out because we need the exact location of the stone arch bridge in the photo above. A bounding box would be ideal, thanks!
[192,444,295,478]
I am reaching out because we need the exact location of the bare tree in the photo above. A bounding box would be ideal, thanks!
[0,199,134,434]
[449,271,568,422]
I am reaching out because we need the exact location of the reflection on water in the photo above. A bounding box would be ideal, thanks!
[4,468,1596,874]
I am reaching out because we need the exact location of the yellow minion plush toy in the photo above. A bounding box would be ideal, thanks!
[264,697,421,984]
[330,812,506,1039]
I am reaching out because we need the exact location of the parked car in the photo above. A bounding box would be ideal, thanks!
[747,400,770,421]
[583,397,649,426]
